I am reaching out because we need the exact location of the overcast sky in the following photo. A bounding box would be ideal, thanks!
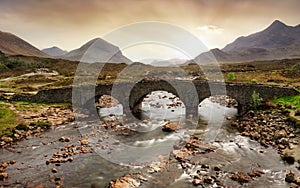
[1,0,300,60]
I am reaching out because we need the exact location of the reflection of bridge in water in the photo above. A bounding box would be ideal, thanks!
[14,80,300,118]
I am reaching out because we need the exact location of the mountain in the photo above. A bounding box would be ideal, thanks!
[42,46,67,57]
[139,58,187,67]
[0,31,48,57]
[61,38,132,63]
[223,20,300,52]
[150,58,187,67]
[195,20,300,63]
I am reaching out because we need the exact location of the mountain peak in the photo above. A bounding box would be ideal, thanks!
[268,20,288,30]
[42,46,67,57]
[61,37,131,63]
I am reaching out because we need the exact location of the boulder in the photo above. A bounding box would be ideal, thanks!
[162,122,178,132]
[231,172,253,183]
[285,171,295,183]
[0,172,8,181]
[1,136,13,143]
[109,174,140,188]
[80,139,89,145]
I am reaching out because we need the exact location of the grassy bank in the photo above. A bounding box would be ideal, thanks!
[271,95,300,109]
[0,102,18,135]
[271,95,300,126]
[0,101,71,138]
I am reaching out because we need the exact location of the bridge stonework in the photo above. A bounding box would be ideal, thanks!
[12,80,300,117]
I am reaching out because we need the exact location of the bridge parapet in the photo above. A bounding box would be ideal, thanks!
[10,80,300,117]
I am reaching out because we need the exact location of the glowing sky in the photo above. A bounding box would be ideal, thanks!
[1,0,300,60]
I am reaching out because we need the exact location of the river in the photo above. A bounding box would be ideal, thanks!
[0,91,298,187]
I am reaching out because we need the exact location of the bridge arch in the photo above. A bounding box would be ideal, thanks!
[128,79,199,119]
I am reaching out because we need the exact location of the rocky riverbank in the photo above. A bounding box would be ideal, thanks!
[107,105,300,188]
[208,95,238,107]
[0,102,75,148]
[231,108,300,186]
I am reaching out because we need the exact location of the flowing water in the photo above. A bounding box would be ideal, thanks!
[0,91,298,187]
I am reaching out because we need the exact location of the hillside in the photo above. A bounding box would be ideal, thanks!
[0,31,48,57]
[195,20,300,63]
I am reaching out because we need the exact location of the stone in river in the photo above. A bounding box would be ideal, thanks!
[80,139,89,145]
[285,171,295,183]
[162,122,178,132]
[192,178,202,186]
[0,172,8,181]
[52,168,58,173]
[231,172,253,183]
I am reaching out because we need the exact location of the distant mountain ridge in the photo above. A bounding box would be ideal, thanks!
[223,20,300,51]
[42,46,67,57]
[60,38,132,63]
[0,31,48,57]
[195,20,300,63]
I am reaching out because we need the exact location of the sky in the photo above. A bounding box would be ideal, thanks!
[1,0,300,61]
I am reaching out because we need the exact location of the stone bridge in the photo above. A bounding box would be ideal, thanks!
[13,80,300,118]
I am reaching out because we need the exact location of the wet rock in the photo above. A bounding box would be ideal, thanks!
[279,138,289,145]
[213,165,222,171]
[282,153,295,164]
[285,103,292,109]
[1,162,9,168]
[0,172,8,181]
[285,171,295,183]
[203,176,213,184]
[231,172,253,184]
[274,130,287,140]
[226,116,232,120]
[197,170,208,176]
[290,183,299,188]
[294,177,300,185]
[264,101,278,109]
[109,174,140,188]
[0,141,5,147]
[278,144,286,150]
[201,164,209,169]
[247,170,264,178]
[67,157,73,162]
[148,163,161,173]
[162,122,178,132]
[192,178,202,186]
[136,174,147,181]
[1,136,13,143]
[295,109,300,116]
[59,137,70,142]
[250,132,260,140]
[52,168,58,173]
[172,150,187,161]
[80,139,89,145]
[241,131,250,136]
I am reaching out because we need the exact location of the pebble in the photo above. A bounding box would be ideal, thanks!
[52,168,58,173]
[80,139,89,145]
[192,178,202,186]
[0,172,8,181]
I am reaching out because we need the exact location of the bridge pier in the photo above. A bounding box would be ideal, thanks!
[237,105,246,114]
[185,106,199,120]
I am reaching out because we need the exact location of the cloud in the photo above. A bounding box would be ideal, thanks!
[196,25,224,34]
[0,0,300,52]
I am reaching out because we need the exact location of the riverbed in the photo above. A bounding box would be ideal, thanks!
[0,91,299,187]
